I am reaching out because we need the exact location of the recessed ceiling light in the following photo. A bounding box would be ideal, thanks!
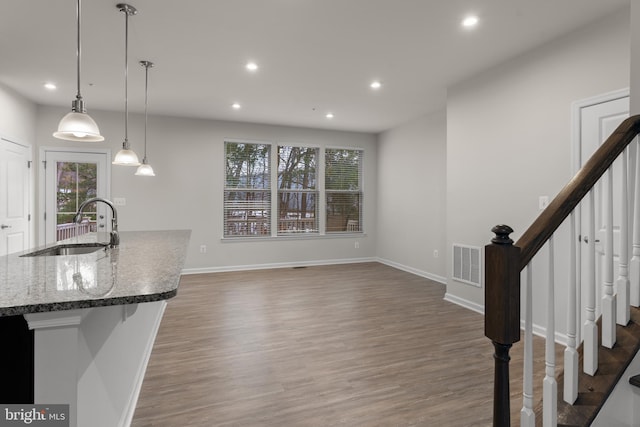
[462,15,479,28]
[232,103,241,110]
[44,82,57,90]
[370,81,382,90]
[326,113,334,119]
[246,62,258,72]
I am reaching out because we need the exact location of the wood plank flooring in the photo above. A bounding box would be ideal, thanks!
[132,262,557,427]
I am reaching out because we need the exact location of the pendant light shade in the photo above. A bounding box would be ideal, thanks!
[135,60,155,177]
[54,0,104,142]
[113,148,140,165]
[54,110,103,142]
[113,3,140,166]
[135,163,155,176]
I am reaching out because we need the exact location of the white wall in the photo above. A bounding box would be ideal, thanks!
[446,9,629,323]
[376,110,447,282]
[0,82,36,145]
[34,106,377,271]
[632,0,640,115]
[2,8,630,285]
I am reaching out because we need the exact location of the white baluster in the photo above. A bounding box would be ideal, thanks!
[543,236,557,427]
[564,213,578,404]
[603,168,617,349]
[521,264,535,427]
[584,189,598,375]
[631,139,640,307]
[617,147,630,325]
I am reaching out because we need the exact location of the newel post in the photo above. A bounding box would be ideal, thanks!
[485,225,521,427]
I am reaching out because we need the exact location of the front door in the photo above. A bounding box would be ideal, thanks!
[0,137,31,256]
[42,149,109,244]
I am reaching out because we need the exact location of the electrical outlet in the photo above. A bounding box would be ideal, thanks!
[200,245,207,253]
[113,197,126,206]
[354,241,360,249]
[539,196,549,210]
[433,249,439,258]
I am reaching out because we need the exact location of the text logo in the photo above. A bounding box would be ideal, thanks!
[0,405,69,427]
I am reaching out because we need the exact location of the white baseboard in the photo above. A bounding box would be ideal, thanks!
[443,292,568,345]
[443,292,485,314]
[120,301,167,427]
[375,257,446,284]
[524,319,568,346]
[183,257,446,284]
[182,257,377,275]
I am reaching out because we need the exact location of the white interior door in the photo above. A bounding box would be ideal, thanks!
[0,137,32,256]
[42,149,109,244]
[578,94,629,326]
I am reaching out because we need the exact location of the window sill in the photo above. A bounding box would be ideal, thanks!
[221,232,366,243]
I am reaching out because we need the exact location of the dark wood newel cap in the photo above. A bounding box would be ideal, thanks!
[491,225,514,245]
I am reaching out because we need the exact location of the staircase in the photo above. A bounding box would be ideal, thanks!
[485,115,640,426]
[554,307,640,426]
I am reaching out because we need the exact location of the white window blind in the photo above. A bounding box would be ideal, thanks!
[277,146,319,234]
[325,148,363,233]
[223,142,271,237]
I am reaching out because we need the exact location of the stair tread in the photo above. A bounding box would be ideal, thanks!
[546,307,640,427]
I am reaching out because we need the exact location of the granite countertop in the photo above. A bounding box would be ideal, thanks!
[0,230,191,316]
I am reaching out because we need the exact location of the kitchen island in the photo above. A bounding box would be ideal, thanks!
[0,230,191,427]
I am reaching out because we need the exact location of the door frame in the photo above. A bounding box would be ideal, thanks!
[571,88,630,175]
[38,147,111,245]
[570,88,630,344]
[0,135,34,253]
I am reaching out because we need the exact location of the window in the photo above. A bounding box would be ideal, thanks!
[278,146,319,234]
[224,142,271,237]
[325,149,363,232]
[223,142,363,238]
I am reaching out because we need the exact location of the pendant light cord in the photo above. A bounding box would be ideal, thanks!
[113,3,138,163]
[143,62,149,160]
[137,60,155,175]
[124,7,129,143]
[54,0,104,141]
[76,0,82,101]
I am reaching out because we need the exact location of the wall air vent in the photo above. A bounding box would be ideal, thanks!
[452,244,482,287]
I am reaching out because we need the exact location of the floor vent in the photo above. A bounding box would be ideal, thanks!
[452,244,482,287]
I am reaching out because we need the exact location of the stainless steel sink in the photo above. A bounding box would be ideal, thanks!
[20,243,108,257]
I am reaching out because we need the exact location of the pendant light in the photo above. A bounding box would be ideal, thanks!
[53,0,104,142]
[113,3,141,166]
[135,60,155,176]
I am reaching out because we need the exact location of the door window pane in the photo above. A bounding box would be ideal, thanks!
[56,162,98,240]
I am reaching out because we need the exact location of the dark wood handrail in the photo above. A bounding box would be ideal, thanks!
[516,114,640,270]
[485,114,640,427]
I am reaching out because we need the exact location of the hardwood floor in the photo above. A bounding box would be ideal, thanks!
[132,262,557,427]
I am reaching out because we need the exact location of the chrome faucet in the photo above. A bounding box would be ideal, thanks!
[73,197,119,247]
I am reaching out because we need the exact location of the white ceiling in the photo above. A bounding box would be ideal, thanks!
[0,0,629,134]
